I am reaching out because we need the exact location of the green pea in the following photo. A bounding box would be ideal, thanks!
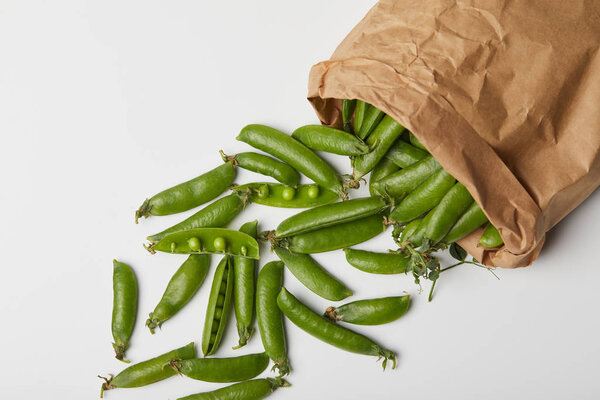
[215,307,223,319]
[214,236,226,251]
[233,220,258,349]
[216,294,225,307]
[234,182,338,208]
[257,184,269,199]
[187,237,201,251]
[281,187,295,201]
[324,295,410,325]
[202,256,234,356]
[177,378,289,400]
[111,260,137,363]
[307,185,319,199]
[169,353,270,383]
[343,248,410,274]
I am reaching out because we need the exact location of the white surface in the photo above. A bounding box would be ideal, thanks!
[1,1,599,399]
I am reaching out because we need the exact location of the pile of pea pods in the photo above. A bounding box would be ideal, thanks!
[101,100,503,399]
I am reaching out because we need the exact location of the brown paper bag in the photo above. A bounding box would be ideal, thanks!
[307,0,600,268]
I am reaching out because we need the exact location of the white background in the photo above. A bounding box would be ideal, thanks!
[1,1,599,399]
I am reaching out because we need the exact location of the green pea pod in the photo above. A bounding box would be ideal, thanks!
[177,378,290,400]
[233,220,258,348]
[353,115,406,179]
[202,256,234,356]
[99,342,195,397]
[342,99,356,133]
[372,155,441,199]
[148,228,260,259]
[237,124,343,195]
[111,260,138,363]
[343,248,410,274]
[405,208,436,247]
[400,218,422,243]
[275,196,388,238]
[389,169,456,223]
[425,182,475,244]
[277,288,396,370]
[353,100,368,134]
[146,255,210,334]
[369,157,400,196]
[233,182,338,208]
[409,132,428,151]
[275,247,352,301]
[170,352,269,383]
[324,295,410,325]
[385,140,428,168]
[291,125,369,156]
[357,105,385,140]
[220,151,299,187]
[278,214,386,254]
[256,261,289,377]
[479,224,504,247]
[135,162,235,223]
[147,192,249,243]
[443,202,488,244]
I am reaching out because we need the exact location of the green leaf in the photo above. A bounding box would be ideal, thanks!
[426,259,438,270]
[449,243,467,261]
[428,270,439,281]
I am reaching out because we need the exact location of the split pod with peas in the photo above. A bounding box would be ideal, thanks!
[111,260,137,363]
[169,352,269,383]
[202,256,234,356]
[233,182,337,208]
[177,377,290,400]
[220,150,300,187]
[324,295,411,326]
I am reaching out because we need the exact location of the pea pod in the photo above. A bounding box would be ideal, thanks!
[389,169,456,223]
[202,256,234,356]
[277,288,396,370]
[385,140,428,168]
[443,202,488,243]
[275,196,388,238]
[479,224,504,247]
[424,182,475,244]
[405,208,436,247]
[135,162,235,223]
[220,151,299,187]
[111,260,138,362]
[275,247,352,301]
[353,100,368,134]
[342,99,356,133]
[353,116,406,179]
[256,261,289,376]
[400,218,422,244]
[356,105,385,140]
[146,255,210,334]
[169,352,269,383]
[237,124,343,195]
[291,125,369,156]
[148,228,260,259]
[233,182,338,208]
[233,220,258,348]
[147,192,249,243]
[369,157,399,196]
[324,295,410,325]
[409,132,428,151]
[372,155,441,199]
[177,378,290,400]
[343,248,410,274]
[99,342,195,397]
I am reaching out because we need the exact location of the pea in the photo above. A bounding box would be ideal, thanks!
[257,184,269,199]
[214,236,227,251]
[177,378,289,400]
[168,353,270,383]
[220,150,300,187]
[215,307,223,319]
[187,237,201,251]
[216,294,225,307]
[233,220,258,349]
[307,185,319,199]
[202,256,234,356]
[291,125,369,156]
[281,187,295,201]
[324,295,410,325]
[233,182,338,208]
[111,260,137,363]
[343,248,410,274]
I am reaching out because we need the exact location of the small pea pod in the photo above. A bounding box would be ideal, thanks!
[275,247,352,301]
[369,157,399,196]
[400,218,422,244]
[202,256,234,356]
[409,132,428,151]
[135,162,235,223]
[443,202,488,243]
[275,196,388,238]
[371,155,441,199]
[233,182,338,208]
[324,295,410,325]
[233,220,258,348]
[353,116,406,179]
[256,261,290,376]
[424,182,475,244]
[277,288,396,370]
[147,192,249,243]
[177,378,290,400]
[237,124,343,195]
[342,99,356,133]
[99,342,195,397]
[385,140,428,168]
[146,255,210,334]
[356,105,385,140]
[479,224,504,247]
[111,260,137,363]
[343,248,410,274]
[148,228,260,259]
[353,100,368,134]
[169,352,269,383]
[220,151,299,187]
[291,125,369,156]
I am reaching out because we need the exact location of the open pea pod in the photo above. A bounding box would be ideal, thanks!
[147,228,260,259]
[202,256,235,356]
[233,182,338,208]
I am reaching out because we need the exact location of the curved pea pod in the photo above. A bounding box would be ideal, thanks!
[409,132,428,151]
[372,155,441,199]
[399,218,422,244]
[425,182,475,244]
[220,151,299,187]
[277,214,386,254]
[256,261,289,376]
[146,254,210,334]
[135,162,235,223]
[389,169,456,224]
[233,220,258,348]
[233,182,338,208]
[356,105,385,140]
[352,115,406,179]
[237,124,343,195]
[170,352,269,383]
[277,287,396,370]
[343,248,410,274]
[147,192,249,243]
[275,247,352,301]
[385,140,429,168]
[275,196,388,238]
[202,256,234,356]
[479,223,504,248]
[342,99,356,133]
[324,295,410,325]
[177,378,290,400]
[111,260,137,362]
[443,202,488,244]
[99,342,195,397]
[291,125,369,156]
[369,157,399,196]
[148,228,260,259]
